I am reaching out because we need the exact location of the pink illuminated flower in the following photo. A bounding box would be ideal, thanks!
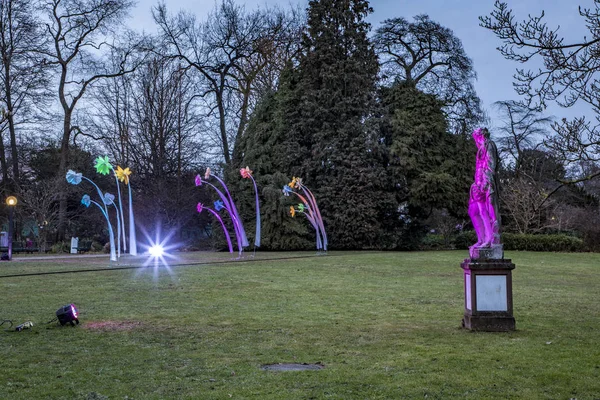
[197,203,204,213]
[240,166,253,179]
[204,167,211,180]
[195,175,202,187]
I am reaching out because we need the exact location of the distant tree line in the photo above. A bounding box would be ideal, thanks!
[0,0,598,251]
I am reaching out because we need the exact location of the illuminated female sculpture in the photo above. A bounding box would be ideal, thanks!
[468,127,502,259]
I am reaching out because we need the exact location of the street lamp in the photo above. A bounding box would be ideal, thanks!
[6,196,17,261]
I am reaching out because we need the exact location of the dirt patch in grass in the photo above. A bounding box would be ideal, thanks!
[83,320,143,332]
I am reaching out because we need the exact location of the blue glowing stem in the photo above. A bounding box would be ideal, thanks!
[90,200,117,262]
[82,176,108,216]
[128,183,137,255]
[111,202,121,258]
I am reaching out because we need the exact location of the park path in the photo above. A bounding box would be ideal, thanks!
[11,254,111,262]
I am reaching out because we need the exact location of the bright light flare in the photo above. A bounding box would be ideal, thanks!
[136,224,182,280]
[148,244,165,258]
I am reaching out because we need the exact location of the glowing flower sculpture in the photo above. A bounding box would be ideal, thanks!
[240,166,261,250]
[66,156,139,259]
[92,155,125,256]
[67,169,116,261]
[198,168,248,256]
[195,175,203,187]
[66,170,82,185]
[196,202,233,253]
[81,195,91,207]
[115,166,131,185]
[283,177,327,252]
[79,193,117,262]
[103,193,115,206]
[94,156,112,175]
[115,165,137,256]
[214,200,225,211]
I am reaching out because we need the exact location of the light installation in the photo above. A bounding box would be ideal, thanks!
[284,177,327,252]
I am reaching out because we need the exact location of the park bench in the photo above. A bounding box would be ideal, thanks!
[76,241,93,253]
[1,242,38,254]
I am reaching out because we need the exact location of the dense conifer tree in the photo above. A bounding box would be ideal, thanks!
[232,0,397,249]
[380,82,473,247]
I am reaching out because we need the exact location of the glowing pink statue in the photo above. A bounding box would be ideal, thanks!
[468,128,502,259]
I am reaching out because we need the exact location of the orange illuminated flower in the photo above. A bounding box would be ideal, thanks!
[289,206,296,218]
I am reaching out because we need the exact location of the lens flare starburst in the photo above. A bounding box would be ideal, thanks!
[136,224,182,280]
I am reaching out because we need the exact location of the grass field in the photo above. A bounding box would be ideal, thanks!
[0,250,599,399]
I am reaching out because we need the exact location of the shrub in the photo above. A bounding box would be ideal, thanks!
[454,231,477,250]
[51,241,69,254]
[91,241,104,252]
[453,231,585,252]
[420,234,449,250]
[502,233,585,252]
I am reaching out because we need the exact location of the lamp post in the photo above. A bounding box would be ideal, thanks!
[6,196,17,261]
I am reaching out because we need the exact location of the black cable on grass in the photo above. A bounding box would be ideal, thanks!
[1,320,13,328]
[0,252,362,279]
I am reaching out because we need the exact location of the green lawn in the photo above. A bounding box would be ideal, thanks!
[1,251,599,399]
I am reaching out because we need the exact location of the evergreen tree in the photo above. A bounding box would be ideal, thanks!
[232,0,396,249]
[380,82,473,247]
[230,69,317,250]
[294,0,394,249]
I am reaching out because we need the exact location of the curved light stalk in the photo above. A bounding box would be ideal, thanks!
[206,208,233,254]
[112,171,127,253]
[210,174,249,247]
[90,200,117,262]
[128,183,137,255]
[205,181,244,255]
[249,175,261,249]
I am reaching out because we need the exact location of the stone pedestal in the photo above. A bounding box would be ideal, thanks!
[461,258,515,331]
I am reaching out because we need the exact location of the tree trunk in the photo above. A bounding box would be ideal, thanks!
[217,90,230,164]
[57,112,71,240]
[0,130,8,184]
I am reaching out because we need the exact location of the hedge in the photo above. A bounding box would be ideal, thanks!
[453,231,585,252]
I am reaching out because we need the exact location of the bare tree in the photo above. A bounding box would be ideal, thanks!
[18,177,61,252]
[501,176,559,234]
[153,0,301,164]
[493,100,552,174]
[373,15,484,133]
[37,0,144,237]
[480,1,600,181]
[0,0,48,187]
[82,53,207,236]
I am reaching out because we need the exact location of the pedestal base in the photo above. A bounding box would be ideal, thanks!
[462,314,515,332]
[461,258,516,332]
[469,244,504,260]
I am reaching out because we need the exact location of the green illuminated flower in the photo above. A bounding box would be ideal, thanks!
[94,156,112,175]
